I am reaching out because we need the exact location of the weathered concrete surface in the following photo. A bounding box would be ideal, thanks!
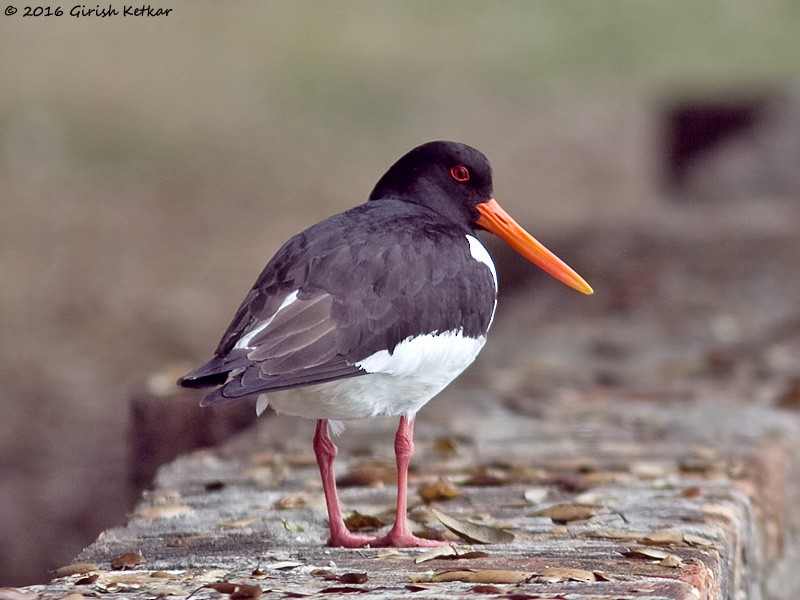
[21,391,800,600]
[14,227,800,599]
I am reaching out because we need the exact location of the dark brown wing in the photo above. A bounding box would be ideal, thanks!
[178,199,497,405]
[186,290,364,405]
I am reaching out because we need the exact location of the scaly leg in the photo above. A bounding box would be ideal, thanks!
[372,415,447,547]
[313,419,375,547]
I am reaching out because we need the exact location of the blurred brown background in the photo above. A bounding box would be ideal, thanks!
[2,1,799,586]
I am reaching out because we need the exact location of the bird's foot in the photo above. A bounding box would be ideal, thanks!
[369,531,448,548]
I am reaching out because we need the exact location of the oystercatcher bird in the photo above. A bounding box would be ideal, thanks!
[179,141,592,547]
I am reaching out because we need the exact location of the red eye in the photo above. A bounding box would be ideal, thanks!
[450,165,470,182]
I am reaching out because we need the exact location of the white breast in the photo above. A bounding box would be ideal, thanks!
[264,330,486,425]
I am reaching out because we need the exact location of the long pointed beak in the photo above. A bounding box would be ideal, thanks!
[475,198,593,295]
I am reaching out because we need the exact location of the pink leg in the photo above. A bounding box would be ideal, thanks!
[313,419,375,547]
[372,416,447,547]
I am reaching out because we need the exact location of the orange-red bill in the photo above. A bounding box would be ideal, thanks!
[475,198,593,295]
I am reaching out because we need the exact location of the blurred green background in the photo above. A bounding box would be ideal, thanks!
[2,0,799,585]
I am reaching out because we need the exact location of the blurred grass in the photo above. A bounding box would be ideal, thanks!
[3,1,800,173]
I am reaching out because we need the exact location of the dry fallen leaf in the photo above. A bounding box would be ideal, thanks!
[54,563,98,577]
[137,504,193,520]
[375,549,404,559]
[74,574,99,585]
[415,545,491,564]
[434,436,461,454]
[431,508,515,545]
[535,503,610,524]
[537,567,597,583]
[684,533,716,547]
[642,529,685,546]
[659,554,684,568]
[469,585,503,594]
[203,582,262,599]
[429,569,530,584]
[463,467,508,487]
[344,511,385,532]
[110,551,143,570]
[680,486,703,498]
[265,560,304,570]
[522,487,549,505]
[311,570,367,584]
[338,573,368,584]
[419,478,461,502]
[622,547,684,567]
[337,461,396,487]
[274,492,310,509]
[281,519,305,533]
[623,547,669,560]
[220,518,256,529]
[318,586,368,594]
[415,545,458,563]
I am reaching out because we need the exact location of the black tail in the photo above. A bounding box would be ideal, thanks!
[177,371,229,389]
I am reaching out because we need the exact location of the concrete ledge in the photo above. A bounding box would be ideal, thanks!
[21,394,800,599]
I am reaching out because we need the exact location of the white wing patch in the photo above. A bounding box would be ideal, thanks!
[234,290,299,350]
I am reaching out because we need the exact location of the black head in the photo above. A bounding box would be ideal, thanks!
[369,141,494,230]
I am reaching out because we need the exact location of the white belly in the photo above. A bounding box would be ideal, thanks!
[264,330,486,423]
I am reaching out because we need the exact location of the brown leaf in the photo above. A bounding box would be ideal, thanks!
[642,529,685,546]
[337,461,396,487]
[415,545,457,564]
[204,582,239,594]
[469,585,503,594]
[430,569,530,584]
[313,570,367,584]
[537,567,596,583]
[434,436,461,454]
[55,563,98,577]
[110,551,143,570]
[623,548,671,561]
[463,467,508,486]
[220,518,256,529]
[319,586,367,594]
[338,573,368,584]
[74,574,99,585]
[431,508,514,545]
[137,504,192,520]
[419,478,461,502]
[274,492,310,509]
[404,584,432,592]
[535,503,610,524]
[204,582,262,599]
[415,545,490,564]
[344,511,385,532]
[684,533,716,547]
[659,554,684,568]
[680,486,703,498]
